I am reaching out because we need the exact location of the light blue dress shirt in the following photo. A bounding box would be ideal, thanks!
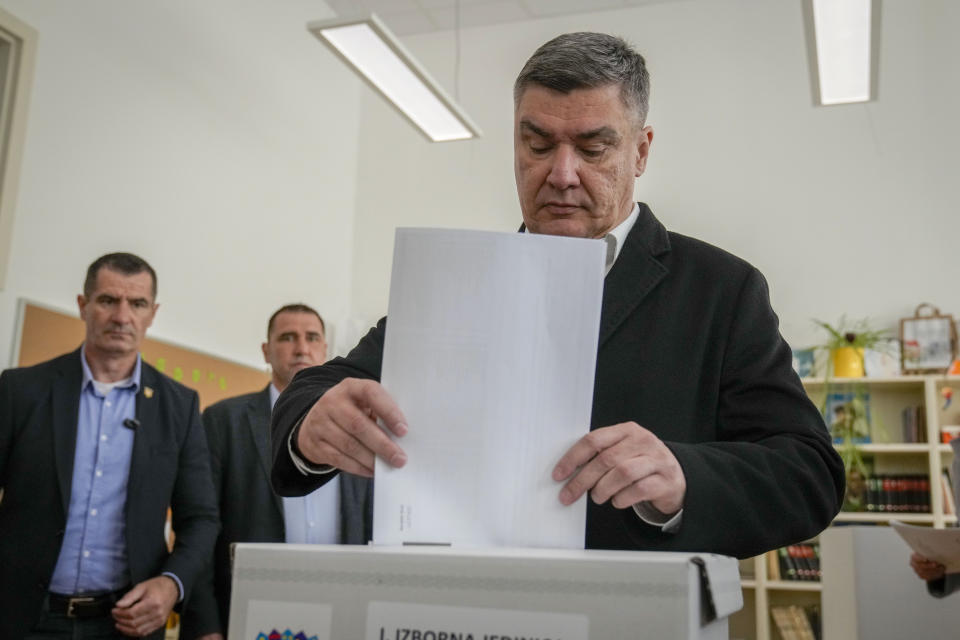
[49,347,140,594]
[270,384,341,544]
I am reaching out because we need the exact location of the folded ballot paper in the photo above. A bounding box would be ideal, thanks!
[892,520,960,572]
[373,228,606,548]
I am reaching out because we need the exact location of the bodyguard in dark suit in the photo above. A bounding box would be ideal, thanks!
[270,33,845,559]
[181,304,372,640]
[0,253,218,640]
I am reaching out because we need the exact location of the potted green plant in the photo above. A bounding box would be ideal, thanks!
[813,317,890,378]
[812,317,891,511]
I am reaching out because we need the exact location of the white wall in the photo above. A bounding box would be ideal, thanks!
[0,0,362,368]
[1,0,956,367]
[350,0,960,350]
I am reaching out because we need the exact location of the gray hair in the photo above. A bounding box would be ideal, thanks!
[513,32,650,125]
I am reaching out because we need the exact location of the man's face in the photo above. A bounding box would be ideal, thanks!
[514,84,653,238]
[262,311,327,391]
[77,268,158,359]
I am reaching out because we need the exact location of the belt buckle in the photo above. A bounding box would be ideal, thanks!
[66,596,95,618]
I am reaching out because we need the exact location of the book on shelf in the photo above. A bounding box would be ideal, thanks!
[770,604,819,640]
[796,543,821,581]
[770,606,800,640]
[943,469,956,516]
[777,545,797,581]
[901,405,927,443]
[774,543,820,581]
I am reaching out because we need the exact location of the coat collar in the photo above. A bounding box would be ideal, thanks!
[598,202,670,348]
[516,203,671,347]
[248,385,282,513]
[51,349,84,515]
[126,361,163,500]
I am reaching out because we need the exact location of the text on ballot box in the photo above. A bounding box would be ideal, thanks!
[367,602,589,640]
[228,544,742,640]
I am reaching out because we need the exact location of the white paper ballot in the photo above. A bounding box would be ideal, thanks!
[892,520,960,572]
[373,228,606,548]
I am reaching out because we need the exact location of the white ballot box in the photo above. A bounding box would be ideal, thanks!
[228,544,742,640]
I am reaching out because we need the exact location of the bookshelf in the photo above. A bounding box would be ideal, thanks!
[730,374,959,640]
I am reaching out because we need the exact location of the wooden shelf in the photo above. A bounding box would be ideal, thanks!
[801,376,927,388]
[765,580,822,592]
[834,512,935,524]
[834,443,930,454]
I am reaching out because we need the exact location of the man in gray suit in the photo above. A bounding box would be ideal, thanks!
[180,304,373,640]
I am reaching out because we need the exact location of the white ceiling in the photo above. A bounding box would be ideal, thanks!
[323,0,686,35]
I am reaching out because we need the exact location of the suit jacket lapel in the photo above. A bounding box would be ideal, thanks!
[598,203,671,348]
[52,349,83,516]
[247,386,283,514]
[129,364,160,500]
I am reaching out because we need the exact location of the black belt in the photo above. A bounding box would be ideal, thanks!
[48,587,128,619]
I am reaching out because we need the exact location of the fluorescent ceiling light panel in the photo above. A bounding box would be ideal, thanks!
[809,0,876,105]
[309,14,480,142]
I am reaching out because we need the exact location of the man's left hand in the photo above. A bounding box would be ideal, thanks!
[112,575,179,637]
[553,421,686,515]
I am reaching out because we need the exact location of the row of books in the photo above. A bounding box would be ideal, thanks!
[767,543,820,582]
[843,474,931,513]
[901,405,928,443]
[771,604,821,640]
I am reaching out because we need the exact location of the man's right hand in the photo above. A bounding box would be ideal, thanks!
[910,552,946,581]
[295,378,408,477]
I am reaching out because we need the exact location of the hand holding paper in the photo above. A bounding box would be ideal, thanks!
[554,421,686,515]
[909,552,947,581]
[296,378,409,477]
[893,520,960,574]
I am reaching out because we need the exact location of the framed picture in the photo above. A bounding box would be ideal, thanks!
[864,338,901,378]
[901,304,957,374]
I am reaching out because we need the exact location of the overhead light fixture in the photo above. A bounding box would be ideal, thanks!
[803,0,880,106]
[308,13,481,142]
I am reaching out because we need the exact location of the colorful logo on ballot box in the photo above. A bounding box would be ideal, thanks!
[255,630,319,640]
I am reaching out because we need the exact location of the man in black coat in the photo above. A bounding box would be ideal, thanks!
[0,252,218,639]
[270,32,845,559]
[180,304,372,640]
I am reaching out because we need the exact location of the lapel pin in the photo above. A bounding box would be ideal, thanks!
[144,386,154,399]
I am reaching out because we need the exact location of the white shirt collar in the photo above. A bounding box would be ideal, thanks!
[521,202,639,275]
[80,343,141,392]
[604,202,640,274]
[269,383,281,409]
